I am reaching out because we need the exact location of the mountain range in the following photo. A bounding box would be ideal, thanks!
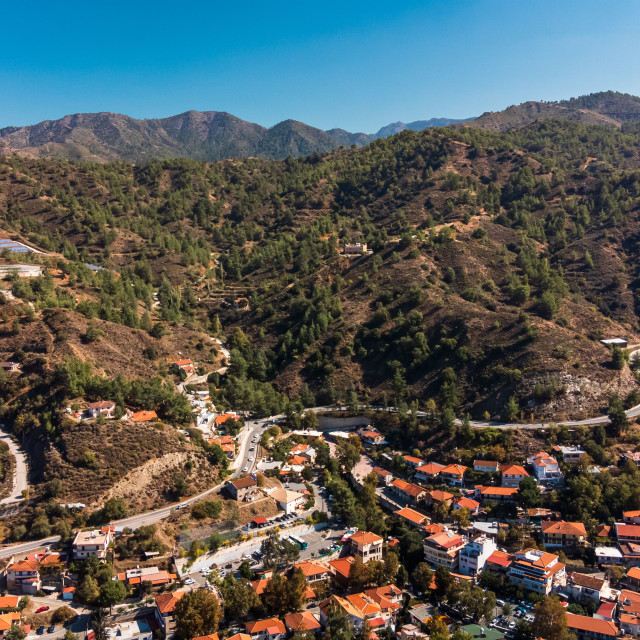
[1,91,640,162]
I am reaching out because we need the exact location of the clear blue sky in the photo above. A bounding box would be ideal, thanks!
[2,0,639,133]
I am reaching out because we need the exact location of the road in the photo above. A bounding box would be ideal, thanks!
[0,428,28,505]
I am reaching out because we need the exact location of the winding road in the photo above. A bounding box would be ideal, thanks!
[0,430,28,506]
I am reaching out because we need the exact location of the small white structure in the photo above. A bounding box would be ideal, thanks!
[601,338,628,348]
[271,488,306,514]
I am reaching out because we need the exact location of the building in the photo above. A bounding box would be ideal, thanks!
[214,413,238,428]
[73,529,111,559]
[390,479,427,506]
[500,464,529,488]
[319,595,365,628]
[453,497,480,515]
[245,618,287,640]
[6,556,40,594]
[566,613,620,640]
[0,362,20,372]
[526,508,560,523]
[328,557,355,589]
[209,435,236,460]
[344,243,369,255]
[423,530,466,570]
[270,488,306,514]
[372,467,393,485]
[566,573,610,604]
[541,520,587,548]
[394,507,429,527]
[440,464,467,487]
[358,429,385,446]
[623,511,640,525]
[415,463,445,483]
[485,550,514,575]
[348,531,384,562]
[154,591,184,639]
[601,338,628,349]
[507,548,566,595]
[172,359,195,375]
[425,490,454,506]
[0,612,22,638]
[615,522,640,543]
[404,455,424,468]
[595,547,624,565]
[131,411,158,422]
[283,612,322,634]
[474,486,518,503]
[293,561,330,584]
[0,598,19,611]
[116,566,176,589]
[88,401,116,419]
[458,536,497,576]
[528,452,563,486]
[473,460,500,474]
[227,477,259,502]
[553,445,587,463]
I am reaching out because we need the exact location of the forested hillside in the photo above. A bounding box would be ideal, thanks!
[3,118,640,428]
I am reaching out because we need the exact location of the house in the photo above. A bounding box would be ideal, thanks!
[625,567,640,589]
[227,477,259,502]
[6,556,40,594]
[328,557,355,589]
[485,550,514,575]
[344,243,368,255]
[553,445,587,463]
[624,511,640,525]
[62,587,75,601]
[131,411,157,422]
[541,520,587,548]
[293,561,330,584]
[526,508,560,524]
[601,338,628,349]
[154,591,184,639]
[234,297,250,310]
[440,464,467,487]
[618,590,640,636]
[290,444,316,463]
[358,428,385,446]
[245,618,287,640]
[172,359,195,375]
[474,486,518,503]
[364,585,403,622]
[319,595,364,628]
[474,460,500,474]
[500,464,529,488]
[209,435,236,460]
[458,536,497,576]
[271,488,306,514]
[0,597,20,611]
[390,479,427,505]
[453,497,480,515]
[425,490,454,506]
[595,602,616,623]
[88,401,116,419]
[372,467,393,485]
[423,530,466,570]
[595,546,624,565]
[415,462,445,483]
[566,573,610,604]
[506,548,566,595]
[404,455,424,468]
[348,531,384,562]
[284,612,322,634]
[528,452,563,486]
[0,362,20,372]
[566,613,620,640]
[394,507,429,527]
[424,523,445,536]
[116,566,176,589]
[72,529,111,559]
[0,613,22,638]
[615,523,640,543]
[215,413,237,428]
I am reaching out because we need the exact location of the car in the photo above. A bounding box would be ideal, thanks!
[248,457,254,461]
[508,622,516,630]
[48,626,55,634]
[36,607,50,613]
[225,563,233,569]
[249,447,255,451]
[497,600,505,607]
[184,578,195,585]
[37,627,45,636]
[243,466,249,472]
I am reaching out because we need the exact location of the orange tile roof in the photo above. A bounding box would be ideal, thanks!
[319,595,364,620]
[288,455,307,465]
[290,444,309,453]
[349,531,383,545]
[404,456,423,464]
[480,486,519,496]
[625,511,640,518]
[627,567,640,581]
[215,413,237,425]
[541,520,587,536]
[284,612,321,632]
[416,462,445,475]
[228,635,251,640]
[441,464,467,477]
[428,490,454,502]
[391,479,426,497]
[328,556,354,579]
[566,613,619,637]
[427,530,465,549]
[501,464,529,476]
[346,593,382,616]
[155,590,184,614]
[245,618,286,634]
[0,613,20,632]
[193,635,219,640]
[487,550,513,568]
[294,561,330,578]
[7,557,38,572]
[230,476,257,489]
[474,460,500,469]
[424,523,445,535]
[454,497,479,510]
[0,597,19,609]
[372,466,391,477]
[131,410,157,422]
[395,507,428,525]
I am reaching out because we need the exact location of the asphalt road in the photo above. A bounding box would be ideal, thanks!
[0,429,28,505]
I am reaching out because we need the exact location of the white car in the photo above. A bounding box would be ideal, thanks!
[248,457,254,461]
[243,466,249,472]
[200,568,211,575]
[184,578,195,585]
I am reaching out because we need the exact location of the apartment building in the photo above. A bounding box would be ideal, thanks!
[507,548,566,595]
[423,530,466,570]
[458,536,497,577]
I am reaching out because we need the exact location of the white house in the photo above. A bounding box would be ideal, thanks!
[270,488,306,514]
[458,535,497,576]
[528,452,564,486]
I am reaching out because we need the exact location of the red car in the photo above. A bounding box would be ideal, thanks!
[36,606,49,613]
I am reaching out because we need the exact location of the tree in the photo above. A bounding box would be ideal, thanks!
[262,574,290,616]
[52,606,75,624]
[504,396,519,422]
[5,626,25,640]
[91,609,108,640]
[532,595,572,640]
[608,393,629,436]
[612,345,627,370]
[517,476,542,509]
[174,588,221,640]
[99,580,126,612]
[435,565,454,599]
[220,577,260,621]
[326,603,354,640]
[336,435,362,472]
[78,575,99,604]
[349,555,371,591]
[452,507,471,528]
[382,551,399,585]
[286,567,307,613]
[239,561,254,580]
[412,562,433,593]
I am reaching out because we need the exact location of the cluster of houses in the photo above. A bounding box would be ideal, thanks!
[225,475,309,515]
[256,441,317,479]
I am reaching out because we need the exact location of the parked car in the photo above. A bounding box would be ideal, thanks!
[184,577,195,585]
[36,607,50,613]
[47,625,55,634]
[37,627,45,635]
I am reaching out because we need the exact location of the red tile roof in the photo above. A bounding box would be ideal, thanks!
[566,613,619,637]
[394,507,428,525]
[245,618,286,635]
[542,520,587,536]
[155,590,184,614]
[349,531,383,545]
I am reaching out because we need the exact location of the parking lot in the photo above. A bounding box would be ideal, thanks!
[490,598,536,636]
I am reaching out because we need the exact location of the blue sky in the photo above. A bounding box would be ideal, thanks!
[2,0,639,132]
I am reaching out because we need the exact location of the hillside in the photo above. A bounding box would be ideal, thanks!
[2,119,640,429]
[465,91,640,132]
